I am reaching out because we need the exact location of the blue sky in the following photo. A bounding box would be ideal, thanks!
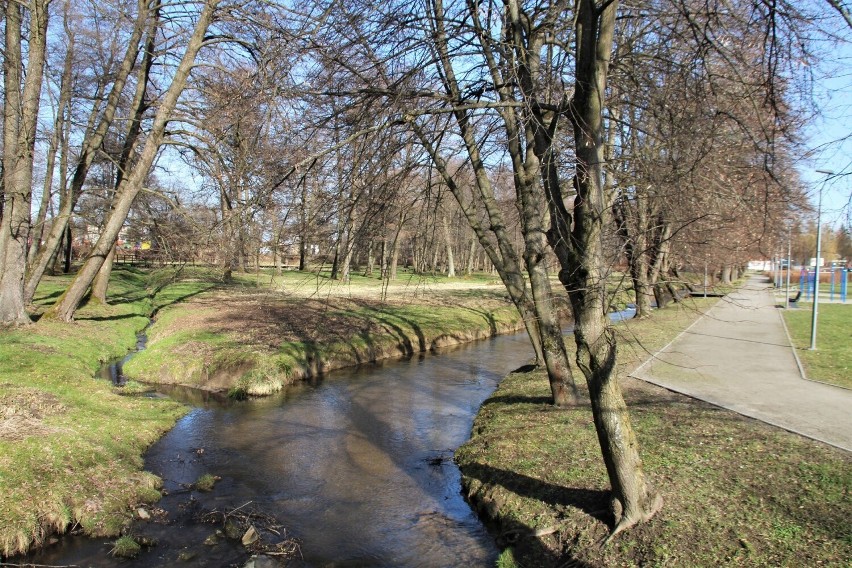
[797,6,852,229]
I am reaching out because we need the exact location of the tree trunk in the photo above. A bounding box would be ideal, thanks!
[27,132,59,266]
[389,210,406,281]
[299,180,309,271]
[390,237,400,280]
[299,236,308,271]
[23,0,152,304]
[541,0,661,537]
[89,8,157,305]
[365,238,375,277]
[441,213,456,278]
[27,8,75,268]
[330,248,339,279]
[380,236,389,280]
[63,225,72,274]
[410,121,546,366]
[0,0,49,324]
[485,0,578,405]
[45,0,219,321]
[339,221,353,283]
[408,7,551,364]
[91,246,116,304]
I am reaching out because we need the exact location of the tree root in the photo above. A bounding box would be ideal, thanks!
[601,492,663,546]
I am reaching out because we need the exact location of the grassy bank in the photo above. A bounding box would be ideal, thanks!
[124,270,525,397]
[782,303,852,389]
[0,268,214,557]
[456,299,851,567]
[0,267,524,557]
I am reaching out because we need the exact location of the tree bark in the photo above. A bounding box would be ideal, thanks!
[465,238,476,275]
[45,0,220,321]
[63,225,72,274]
[91,246,116,303]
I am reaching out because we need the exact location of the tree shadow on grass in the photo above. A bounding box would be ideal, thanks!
[74,312,143,322]
[462,462,610,567]
[464,462,612,525]
[483,394,555,406]
[149,285,217,318]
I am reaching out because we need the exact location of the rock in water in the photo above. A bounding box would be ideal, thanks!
[242,524,259,546]
[224,518,243,540]
[136,507,151,520]
[243,555,279,568]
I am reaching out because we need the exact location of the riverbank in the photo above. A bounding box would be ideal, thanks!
[0,266,529,558]
[123,270,527,397]
[456,297,851,567]
[0,269,197,557]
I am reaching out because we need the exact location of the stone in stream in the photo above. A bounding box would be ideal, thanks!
[136,507,151,520]
[243,555,280,568]
[241,524,259,546]
[224,518,243,540]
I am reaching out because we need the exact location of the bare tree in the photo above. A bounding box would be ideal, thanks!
[45,0,221,321]
[23,0,154,305]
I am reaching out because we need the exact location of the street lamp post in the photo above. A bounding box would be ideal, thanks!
[810,169,834,350]
[785,224,792,309]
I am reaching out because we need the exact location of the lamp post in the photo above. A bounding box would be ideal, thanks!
[810,169,834,350]
[785,223,792,309]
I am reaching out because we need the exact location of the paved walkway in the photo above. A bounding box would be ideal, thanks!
[631,274,852,452]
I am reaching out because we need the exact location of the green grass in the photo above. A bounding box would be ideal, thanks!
[110,535,141,558]
[456,298,851,567]
[194,473,219,492]
[783,303,852,389]
[0,267,216,557]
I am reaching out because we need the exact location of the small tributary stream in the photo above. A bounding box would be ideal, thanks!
[26,328,551,567]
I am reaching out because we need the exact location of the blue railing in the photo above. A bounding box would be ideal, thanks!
[798,268,849,302]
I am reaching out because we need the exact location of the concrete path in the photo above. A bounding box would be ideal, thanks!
[631,274,852,452]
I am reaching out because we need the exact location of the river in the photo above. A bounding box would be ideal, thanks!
[23,330,541,567]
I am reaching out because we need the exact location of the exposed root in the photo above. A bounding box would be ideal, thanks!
[601,492,663,546]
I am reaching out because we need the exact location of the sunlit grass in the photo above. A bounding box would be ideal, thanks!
[125,275,524,396]
[783,303,852,389]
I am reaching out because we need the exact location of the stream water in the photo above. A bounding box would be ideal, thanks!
[24,308,637,567]
[24,331,540,567]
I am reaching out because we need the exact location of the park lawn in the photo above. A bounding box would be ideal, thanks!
[456,298,851,568]
[782,303,852,389]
